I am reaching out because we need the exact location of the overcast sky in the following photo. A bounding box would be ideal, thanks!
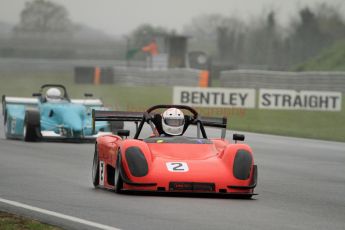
[0,0,344,36]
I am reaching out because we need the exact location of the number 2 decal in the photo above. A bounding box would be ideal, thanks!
[172,163,183,171]
[166,162,189,172]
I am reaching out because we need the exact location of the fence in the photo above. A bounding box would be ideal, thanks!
[73,66,202,86]
[112,67,201,86]
[3,58,344,90]
[220,70,345,92]
[0,58,129,75]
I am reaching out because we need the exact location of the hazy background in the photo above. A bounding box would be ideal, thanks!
[1,0,344,36]
[1,0,345,70]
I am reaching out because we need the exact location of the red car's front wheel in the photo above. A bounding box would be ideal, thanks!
[114,153,123,193]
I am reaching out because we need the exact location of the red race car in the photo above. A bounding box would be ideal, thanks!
[91,105,257,198]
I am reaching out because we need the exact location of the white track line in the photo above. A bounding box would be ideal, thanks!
[0,197,121,230]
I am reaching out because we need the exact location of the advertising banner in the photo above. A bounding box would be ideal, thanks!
[259,89,342,111]
[173,87,256,108]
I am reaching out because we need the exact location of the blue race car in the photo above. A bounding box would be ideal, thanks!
[2,84,123,142]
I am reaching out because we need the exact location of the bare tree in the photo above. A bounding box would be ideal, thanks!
[14,0,73,39]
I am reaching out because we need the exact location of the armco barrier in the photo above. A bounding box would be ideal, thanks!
[74,66,94,84]
[220,70,345,92]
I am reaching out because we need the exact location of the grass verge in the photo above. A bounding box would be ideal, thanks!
[0,211,62,230]
[293,39,345,71]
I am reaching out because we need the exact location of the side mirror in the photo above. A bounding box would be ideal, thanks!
[233,133,245,143]
[32,93,42,97]
[117,129,130,138]
[84,93,93,97]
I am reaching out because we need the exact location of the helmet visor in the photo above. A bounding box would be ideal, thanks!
[164,118,184,127]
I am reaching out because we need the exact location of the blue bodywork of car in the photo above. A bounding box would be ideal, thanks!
[2,84,118,141]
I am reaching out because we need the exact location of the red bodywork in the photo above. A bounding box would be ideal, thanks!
[95,134,257,195]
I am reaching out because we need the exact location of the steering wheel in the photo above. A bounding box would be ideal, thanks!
[146,104,199,121]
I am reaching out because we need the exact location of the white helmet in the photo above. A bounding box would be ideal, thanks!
[46,88,62,102]
[162,108,185,136]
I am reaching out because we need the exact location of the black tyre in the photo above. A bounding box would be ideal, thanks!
[3,109,6,125]
[92,144,100,187]
[114,153,123,193]
[23,110,40,142]
[4,110,9,139]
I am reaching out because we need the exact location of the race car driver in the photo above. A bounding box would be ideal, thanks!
[45,88,63,102]
[161,108,185,136]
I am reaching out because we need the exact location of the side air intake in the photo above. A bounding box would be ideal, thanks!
[125,147,149,177]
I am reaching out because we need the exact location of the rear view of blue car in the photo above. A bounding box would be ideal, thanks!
[2,84,123,142]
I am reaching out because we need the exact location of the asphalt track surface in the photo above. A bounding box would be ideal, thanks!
[0,114,345,230]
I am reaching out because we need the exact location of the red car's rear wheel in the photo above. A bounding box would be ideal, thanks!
[92,144,99,187]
